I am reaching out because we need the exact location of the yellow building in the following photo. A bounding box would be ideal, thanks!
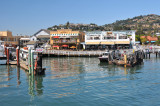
[0,31,21,47]
[50,29,85,50]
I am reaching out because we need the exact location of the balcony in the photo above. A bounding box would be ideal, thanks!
[53,40,76,44]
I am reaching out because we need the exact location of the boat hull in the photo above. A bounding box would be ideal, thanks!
[0,57,7,65]
[98,57,108,63]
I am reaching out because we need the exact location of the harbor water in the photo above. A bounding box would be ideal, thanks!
[1,55,160,106]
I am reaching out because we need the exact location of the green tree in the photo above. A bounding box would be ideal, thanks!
[140,37,147,44]
[66,21,70,29]
[47,28,52,30]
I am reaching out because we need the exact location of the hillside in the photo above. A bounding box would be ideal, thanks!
[48,14,160,35]
[104,14,160,35]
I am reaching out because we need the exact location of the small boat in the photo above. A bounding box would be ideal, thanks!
[98,51,109,63]
[20,47,38,61]
[0,41,7,65]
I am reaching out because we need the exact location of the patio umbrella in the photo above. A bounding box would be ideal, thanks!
[62,45,68,47]
[70,46,76,49]
[53,45,60,47]
[53,36,59,38]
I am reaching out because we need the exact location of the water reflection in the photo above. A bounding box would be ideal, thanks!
[17,67,21,86]
[27,74,44,97]
[99,62,143,80]
[35,75,44,96]
[43,57,87,79]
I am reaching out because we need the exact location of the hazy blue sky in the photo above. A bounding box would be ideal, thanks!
[0,0,160,35]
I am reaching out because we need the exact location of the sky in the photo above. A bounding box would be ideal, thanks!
[0,0,160,35]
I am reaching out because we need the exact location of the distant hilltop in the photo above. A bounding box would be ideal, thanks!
[48,14,160,35]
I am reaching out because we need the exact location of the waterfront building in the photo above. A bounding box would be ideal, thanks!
[141,36,158,43]
[0,31,21,47]
[84,30,136,50]
[33,29,50,44]
[26,41,38,50]
[20,37,31,47]
[50,29,85,50]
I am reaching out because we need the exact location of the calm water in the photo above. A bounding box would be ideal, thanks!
[1,55,160,106]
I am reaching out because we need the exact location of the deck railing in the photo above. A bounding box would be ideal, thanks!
[42,50,105,56]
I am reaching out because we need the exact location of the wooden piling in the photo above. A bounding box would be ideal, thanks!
[145,52,147,59]
[124,54,127,67]
[149,52,150,59]
[16,47,20,66]
[7,48,9,65]
[28,48,31,75]
[156,52,158,58]
[31,51,34,75]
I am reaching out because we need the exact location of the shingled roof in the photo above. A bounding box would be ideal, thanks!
[33,29,50,36]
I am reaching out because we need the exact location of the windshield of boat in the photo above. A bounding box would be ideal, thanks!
[103,53,108,55]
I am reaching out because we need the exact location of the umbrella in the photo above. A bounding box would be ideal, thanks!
[62,45,68,47]
[70,46,76,49]
[53,36,59,38]
[53,45,60,47]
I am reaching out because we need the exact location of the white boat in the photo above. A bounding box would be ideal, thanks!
[20,48,38,60]
[98,51,109,63]
[0,41,7,65]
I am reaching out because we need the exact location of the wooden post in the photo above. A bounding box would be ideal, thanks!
[149,52,150,59]
[31,51,34,75]
[7,48,9,65]
[145,52,147,59]
[156,52,158,58]
[5,47,7,55]
[28,48,31,75]
[124,54,127,67]
[16,46,20,66]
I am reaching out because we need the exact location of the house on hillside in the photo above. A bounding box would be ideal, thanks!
[141,36,158,43]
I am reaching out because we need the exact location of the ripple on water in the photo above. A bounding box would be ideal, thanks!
[1,57,160,105]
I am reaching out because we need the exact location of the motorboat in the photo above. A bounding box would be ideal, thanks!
[98,51,109,63]
[0,41,7,65]
[20,47,38,61]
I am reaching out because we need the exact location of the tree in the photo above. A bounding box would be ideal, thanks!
[155,36,160,45]
[47,28,52,30]
[66,21,70,29]
[140,37,147,44]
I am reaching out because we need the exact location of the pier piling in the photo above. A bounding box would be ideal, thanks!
[28,48,31,75]
[16,47,20,66]
[156,52,158,58]
[31,51,34,75]
[7,48,9,65]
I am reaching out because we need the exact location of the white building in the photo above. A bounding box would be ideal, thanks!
[84,30,135,50]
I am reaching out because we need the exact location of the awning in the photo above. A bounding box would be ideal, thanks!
[135,41,140,44]
[62,45,68,47]
[53,36,59,38]
[151,41,156,43]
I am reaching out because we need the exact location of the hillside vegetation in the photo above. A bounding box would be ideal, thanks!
[48,14,160,36]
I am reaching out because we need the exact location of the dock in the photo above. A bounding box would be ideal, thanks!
[9,60,29,71]
[42,50,105,57]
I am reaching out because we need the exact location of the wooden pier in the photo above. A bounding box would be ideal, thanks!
[8,60,29,71]
[42,50,105,57]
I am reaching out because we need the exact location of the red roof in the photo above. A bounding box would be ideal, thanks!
[53,36,59,38]
[141,36,158,41]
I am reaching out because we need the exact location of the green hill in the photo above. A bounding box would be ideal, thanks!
[48,14,160,35]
